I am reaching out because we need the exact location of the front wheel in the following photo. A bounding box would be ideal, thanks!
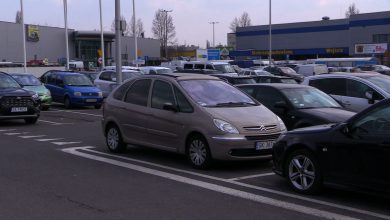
[64,97,72,109]
[106,124,126,153]
[186,135,212,169]
[286,149,322,194]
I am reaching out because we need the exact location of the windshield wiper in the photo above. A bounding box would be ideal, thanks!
[215,102,256,107]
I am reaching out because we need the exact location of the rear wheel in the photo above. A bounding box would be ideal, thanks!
[105,124,126,153]
[25,117,38,124]
[64,96,72,109]
[186,135,212,169]
[286,149,322,194]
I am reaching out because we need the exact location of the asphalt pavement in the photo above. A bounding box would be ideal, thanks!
[1,104,389,220]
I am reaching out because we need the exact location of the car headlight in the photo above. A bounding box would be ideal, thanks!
[74,92,82,97]
[32,93,39,99]
[213,119,239,134]
[98,92,103,97]
[277,116,287,133]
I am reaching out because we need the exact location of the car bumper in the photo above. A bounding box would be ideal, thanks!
[71,96,103,106]
[207,133,280,161]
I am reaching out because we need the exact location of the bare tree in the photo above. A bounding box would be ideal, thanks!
[229,12,252,32]
[152,9,176,57]
[129,16,145,37]
[345,3,360,18]
[111,15,130,36]
[15,10,22,24]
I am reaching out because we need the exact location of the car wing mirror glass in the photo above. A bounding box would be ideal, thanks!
[162,103,178,112]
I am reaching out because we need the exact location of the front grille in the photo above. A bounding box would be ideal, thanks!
[230,148,272,157]
[1,96,34,107]
[243,124,278,133]
[81,92,99,96]
[245,133,281,141]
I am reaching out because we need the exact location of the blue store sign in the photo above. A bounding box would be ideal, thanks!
[208,49,221,60]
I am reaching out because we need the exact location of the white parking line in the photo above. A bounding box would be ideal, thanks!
[38,120,73,125]
[79,147,390,220]
[19,135,47,139]
[62,146,358,220]
[0,129,17,132]
[51,141,82,146]
[35,138,64,142]
[47,110,102,117]
[228,172,275,181]
[4,132,29,136]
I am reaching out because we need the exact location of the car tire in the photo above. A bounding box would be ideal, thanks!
[105,124,126,153]
[285,149,322,194]
[25,117,38,124]
[94,105,101,109]
[64,96,72,109]
[186,135,212,169]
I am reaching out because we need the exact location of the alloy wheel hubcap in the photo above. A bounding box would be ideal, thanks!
[288,155,315,190]
[189,139,207,166]
[107,128,119,149]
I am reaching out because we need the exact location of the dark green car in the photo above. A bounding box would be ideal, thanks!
[11,73,52,110]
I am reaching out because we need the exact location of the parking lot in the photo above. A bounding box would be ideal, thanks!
[0,104,389,220]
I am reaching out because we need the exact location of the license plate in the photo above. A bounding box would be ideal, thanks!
[86,99,97,103]
[255,141,274,150]
[11,107,28,112]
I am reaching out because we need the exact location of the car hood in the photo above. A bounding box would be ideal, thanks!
[0,88,33,96]
[299,107,355,123]
[204,105,281,134]
[288,123,336,134]
[23,85,48,95]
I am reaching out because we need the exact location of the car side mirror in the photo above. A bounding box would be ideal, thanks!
[162,103,178,112]
[341,123,350,134]
[274,101,288,110]
[365,90,376,104]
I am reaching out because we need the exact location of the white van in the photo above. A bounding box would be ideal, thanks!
[296,64,328,77]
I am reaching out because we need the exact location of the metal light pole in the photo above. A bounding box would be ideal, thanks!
[99,0,105,68]
[133,0,138,67]
[20,0,27,73]
[63,0,69,70]
[115,0,122,83]
[268,0,272,67]
[160,9,172,59]
[209,21,219,48]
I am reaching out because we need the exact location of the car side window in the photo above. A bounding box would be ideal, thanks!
[151,80,176,110]
[255,87,285,109]
[239,86,255,96]
[205,65,214,70]
[309,78,346,96]
[124,79,151,106]
[183,64,193,69]
[194,64,204,69]
[47,74,56,85]
[352,104,390,136]
[174,86,193,113]
[99,71,112,81]
[346,79,373,99]
[56,75,64,87]
[113,81,133,100]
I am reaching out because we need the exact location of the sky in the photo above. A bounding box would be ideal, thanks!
[1,0,389,48]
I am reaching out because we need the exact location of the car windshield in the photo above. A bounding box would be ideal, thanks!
[363,75,390,93]
[213,64,236,73]
[123,71,142,80]
[279,67,298,75]
[179,80,257,107]
[281,88,341,109]
[280,78,298,84]
[12,75,41,86]
[0,74,21,89]
[64,75,93,86]
[157,69,173,74]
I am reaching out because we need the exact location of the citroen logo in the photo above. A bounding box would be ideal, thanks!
[259,125,267,131]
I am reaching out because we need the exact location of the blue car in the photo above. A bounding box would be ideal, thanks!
[41,71,103,109]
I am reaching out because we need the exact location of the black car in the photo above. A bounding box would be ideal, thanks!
[210,74,256,85]
[238,84,355,130]
[0,72,40,124]
[253,75,298,84]
[273,98,390,194]
[263,66,304,83]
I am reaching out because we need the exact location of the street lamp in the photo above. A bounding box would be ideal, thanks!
[63,0,69,70]
[268,0,272,67]
[209,21,219,48]
[132,0,138,67]
[99,0,105,68]
[20,0,27,73]
[115,0,122,83]
[160,9,172,59]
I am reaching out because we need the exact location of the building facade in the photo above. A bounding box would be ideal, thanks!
[0,21,160,67]
[232,11,390,65]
